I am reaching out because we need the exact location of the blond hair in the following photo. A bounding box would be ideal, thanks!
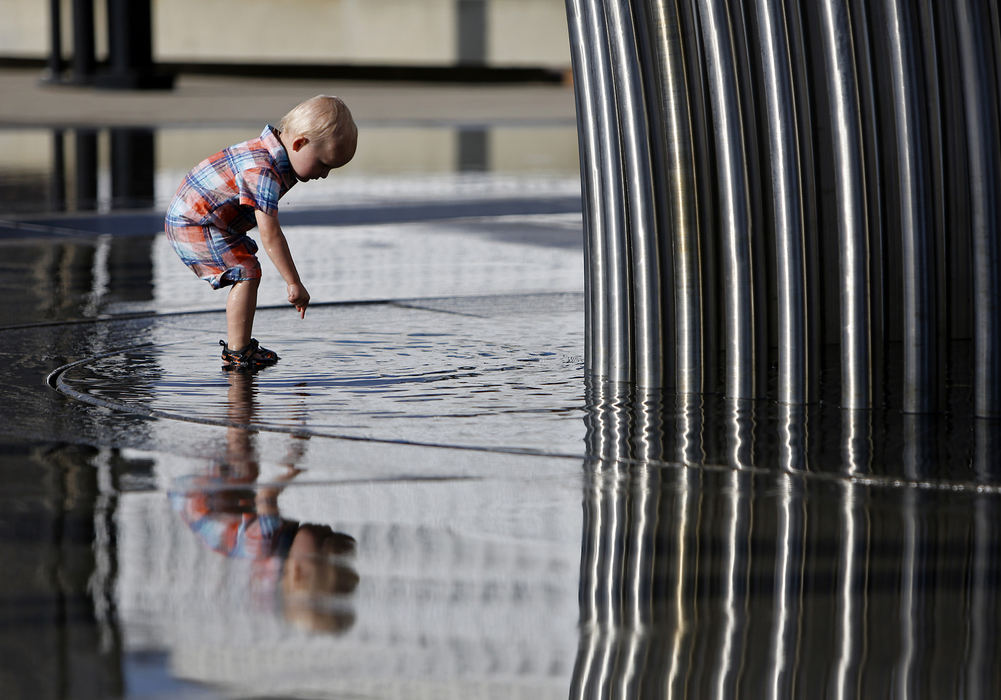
[279,95,356,143]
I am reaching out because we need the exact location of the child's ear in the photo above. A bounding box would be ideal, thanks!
[291,136,309,152]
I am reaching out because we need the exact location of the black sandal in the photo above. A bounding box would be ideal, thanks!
[220,338,280,370]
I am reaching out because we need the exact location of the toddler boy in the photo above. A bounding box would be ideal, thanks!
[165,94,357,369]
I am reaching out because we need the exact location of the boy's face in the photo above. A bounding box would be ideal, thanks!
[288,132,356,182]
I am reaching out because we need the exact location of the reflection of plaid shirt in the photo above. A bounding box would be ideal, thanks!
[169,478,297,561]
[166,125,297,234]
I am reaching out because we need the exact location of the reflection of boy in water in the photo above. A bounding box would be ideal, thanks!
[170,371,358,633]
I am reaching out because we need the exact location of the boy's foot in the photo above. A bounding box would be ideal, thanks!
[219,338,280,370]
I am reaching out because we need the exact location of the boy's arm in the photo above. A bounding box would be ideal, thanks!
[255,209,310,318]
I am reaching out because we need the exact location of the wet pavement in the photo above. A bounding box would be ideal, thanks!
[3,67,1001,698]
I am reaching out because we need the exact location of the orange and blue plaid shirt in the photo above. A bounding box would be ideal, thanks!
[164,125,298,287]
[166,124,297,231]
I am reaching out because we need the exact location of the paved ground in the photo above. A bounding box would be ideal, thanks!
[0,67,577,128]
[4,64,1001,699]
[0,64,591,699]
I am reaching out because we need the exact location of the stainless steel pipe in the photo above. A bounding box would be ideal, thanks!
[756,0,808,405]
[956,0,1001,418]
[567,0,1001,414]
[885,0,936,413]
[696,0,756,400]
[565,0,607,379]
[605,0,663,387]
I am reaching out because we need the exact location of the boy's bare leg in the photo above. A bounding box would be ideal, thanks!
[226,278,260,351]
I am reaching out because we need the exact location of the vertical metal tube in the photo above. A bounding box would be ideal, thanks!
[565,0,607,379]
[643,0,704,395]
[818,0,871,409]
[584,0,633,383]
[955,0,1001,418]
[783,0,822,402]
[915,5,949,395]
[932,2,974,343]
[71,0,95,84]
[680,0,719,395]
[46,0,64,80]
[885,0,936,413]
[606,0,662,387]
[730,3,771,399]
[847,0,885,402]
[756,0,808,405]
[696,0,756,400]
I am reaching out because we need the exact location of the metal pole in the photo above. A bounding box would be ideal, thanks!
[782,0,823,403]
[885,0,936,413]
[756,0,808,405]
[818,0,871,410]
[584,0,633,383]
[645,0,704,396]
[696,0,756,400]
[71,0,95,84]
[956,0,1001,418]
[46,0,64,80]
[607,0,663,387]
[566,0,607,378]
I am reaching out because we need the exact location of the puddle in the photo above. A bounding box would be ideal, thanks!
[52,297,588,455]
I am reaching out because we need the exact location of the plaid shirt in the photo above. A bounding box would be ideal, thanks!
[164,125,299,287]
[166,125,298,234]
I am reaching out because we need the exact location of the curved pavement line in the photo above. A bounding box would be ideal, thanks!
[45,342,584,461]
[44,341,1001,497]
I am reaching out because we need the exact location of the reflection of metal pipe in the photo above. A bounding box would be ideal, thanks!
[900,413,933,696]
[50,129,66,212]
[110,128,156,210]
[968,493,996,695]
[675,391,705,466]
[778,403,807,472]
[75,129,99,211]
[769,471,804,700]
[834,479,864,699]
[968,417,1000,694]
[841,408,871,476]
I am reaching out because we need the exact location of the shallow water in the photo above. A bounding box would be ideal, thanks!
[54,296,587,454]
[4,120,1001,698]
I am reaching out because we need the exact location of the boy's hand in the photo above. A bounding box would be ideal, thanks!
[287,283,310,319]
